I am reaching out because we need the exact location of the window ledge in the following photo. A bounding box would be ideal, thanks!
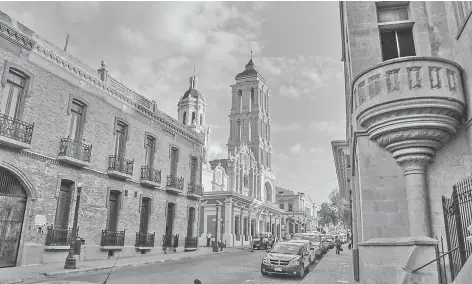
[100,246,123,250]
[378,20,414,31]
[456,9,472,40]
[44,246,71,250]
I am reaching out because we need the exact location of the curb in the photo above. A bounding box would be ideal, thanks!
[2,249,238,283]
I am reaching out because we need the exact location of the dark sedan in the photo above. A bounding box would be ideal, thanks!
[261,242,311,278]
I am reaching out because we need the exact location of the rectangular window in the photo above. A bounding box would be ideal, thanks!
[288,202,293,212]
[144,136,155,167]
[380,28,415,61]
[69,100,85,141]
[107,190,121,232]
[54,180,73,229]
[279,203,285,210]
[0,70,26,118]
[139,197,150,233]
[377,6,409,23]
[170,147,178,178]
[115,122,127,157]
[190,156,197,183]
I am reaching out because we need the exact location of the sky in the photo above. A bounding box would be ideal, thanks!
[1,1,346,206]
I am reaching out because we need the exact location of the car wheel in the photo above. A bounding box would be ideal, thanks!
[261,271,268,276]
[298,265,305,278]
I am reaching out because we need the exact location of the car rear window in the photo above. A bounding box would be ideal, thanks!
[300,234,321,242]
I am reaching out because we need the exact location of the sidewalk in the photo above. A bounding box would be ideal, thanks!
[0,246,240,284]
[301,245,355,284]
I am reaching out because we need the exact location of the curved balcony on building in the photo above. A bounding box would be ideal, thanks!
[352,57,466,152]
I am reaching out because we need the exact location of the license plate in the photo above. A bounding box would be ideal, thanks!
[275,266,282,272]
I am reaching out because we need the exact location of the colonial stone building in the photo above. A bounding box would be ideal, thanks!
[199,57,284,247]
[275,187,319,236]
[334,1,472,283]
[0,11,204,268]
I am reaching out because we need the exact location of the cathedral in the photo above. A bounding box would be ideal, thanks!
[176,56,285,248]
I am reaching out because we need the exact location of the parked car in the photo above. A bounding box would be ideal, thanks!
[288,239,317,263]
[261,241,311,278]
[298,233,326,257]
[323,234,335,249]
[253,232,274,250]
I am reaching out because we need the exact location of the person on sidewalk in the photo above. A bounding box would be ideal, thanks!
[335,236,342,254]
[206,232,211,247]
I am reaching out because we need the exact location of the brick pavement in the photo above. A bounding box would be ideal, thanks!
[300,245,354,284]
[0,247,240,284]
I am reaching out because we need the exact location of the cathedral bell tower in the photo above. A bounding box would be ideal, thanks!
[177,69,211,164]
[228,52,273,170]
[177,68,206,134]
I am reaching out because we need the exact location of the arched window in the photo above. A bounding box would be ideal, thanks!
[183,112,187,125]
[250,88,255,108]
[191,112,196,125]
[200,114,203,125]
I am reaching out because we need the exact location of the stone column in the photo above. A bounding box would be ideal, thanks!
[235,165,239,193]
[396,155,433,237]
[223,199,233,247]
[240,208,244,245]
[231,162,237,192]
[248,210,252,240]
[239,166,244,193]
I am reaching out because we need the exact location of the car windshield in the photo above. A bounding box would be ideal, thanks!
[270,244,301,255]
[259,234,269,238]
[301,235,321,242]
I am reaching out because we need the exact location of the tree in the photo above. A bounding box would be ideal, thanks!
[319,188,352,228]
[317,202,337,227]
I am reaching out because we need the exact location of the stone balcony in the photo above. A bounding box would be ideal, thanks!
[352,56,466,237]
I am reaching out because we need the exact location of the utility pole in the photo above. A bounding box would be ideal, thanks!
[64,184,82,269]
[63,34,70,52]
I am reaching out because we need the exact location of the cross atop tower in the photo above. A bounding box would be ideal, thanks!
[193,66,196,76]
[250,50,253,60]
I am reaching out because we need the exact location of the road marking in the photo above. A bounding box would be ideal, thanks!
[337,281,348,283]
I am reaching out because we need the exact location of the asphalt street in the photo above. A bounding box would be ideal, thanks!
[50,249,320,284]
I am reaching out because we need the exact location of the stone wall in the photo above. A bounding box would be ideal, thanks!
[356,136,410,241]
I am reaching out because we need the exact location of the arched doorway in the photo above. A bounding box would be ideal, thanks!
[0,167,27,268]
[265,182,272,202]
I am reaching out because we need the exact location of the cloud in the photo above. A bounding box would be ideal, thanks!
[272,122,303,132]
[209,142,226,159]
[291,143,302,154]
[59,2,101,23]
[279,85,300,98]
[309,120,344,133]
[119,27,150,48]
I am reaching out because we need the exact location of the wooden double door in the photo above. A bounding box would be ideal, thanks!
[0,168,27,268]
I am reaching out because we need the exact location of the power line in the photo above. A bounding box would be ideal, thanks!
[301,177,338,193]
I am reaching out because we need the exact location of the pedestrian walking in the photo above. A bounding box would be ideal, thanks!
[206,232,211,247]
[335,235,343,254]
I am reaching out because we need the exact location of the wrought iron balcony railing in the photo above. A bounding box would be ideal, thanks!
[187,182,203,196]
[184,236,198,249]
[108,155,134,176]
[135,232,155,247]
[45,226,74,246]
[140,166,161,184]
[0,113,34,144]
[100,229,125,246]
[166,175,184,190]
[58,137,92,162]
[162,233,179,248]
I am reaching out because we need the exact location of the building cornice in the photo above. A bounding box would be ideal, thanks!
[0,11,204,146]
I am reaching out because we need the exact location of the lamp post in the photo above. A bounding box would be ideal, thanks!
[220,217,224,251]
[64,183,83,269]
[213,205,220,252]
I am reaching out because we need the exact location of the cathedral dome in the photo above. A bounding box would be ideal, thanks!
[235,59,266,83]
[182,74,205,102]
[183,88,204,101]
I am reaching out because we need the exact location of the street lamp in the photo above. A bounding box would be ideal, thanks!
[64,183,83,269]
[220,217,224,251]
[213,204,220,252]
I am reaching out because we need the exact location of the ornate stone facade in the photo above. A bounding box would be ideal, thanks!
[199,58,283,247]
